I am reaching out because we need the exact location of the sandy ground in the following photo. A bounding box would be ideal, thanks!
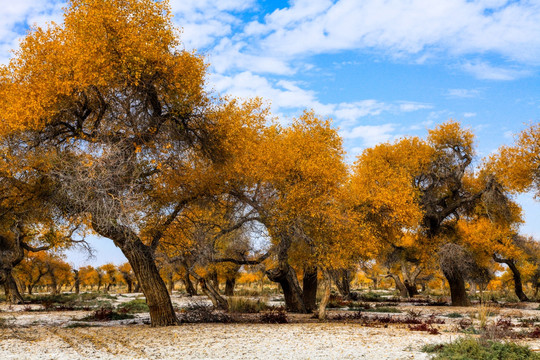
[1,294,540,359]
[0,322,454,359]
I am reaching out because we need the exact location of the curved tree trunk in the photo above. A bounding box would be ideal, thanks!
[494,257,529,302]
[120,241,178,326]
[387,273,409,298]
[266,263,306,313]
[183,272,197,296]
[92,219,178,326]
[302,266,318,313]
[197,277,228,310]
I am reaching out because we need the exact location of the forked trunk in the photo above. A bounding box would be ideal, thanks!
[4,273,24,304]
[266,263,306,313]
[302,266,318,312]
[444,270,470,306]
[198,277,228,310]
[404,280,418,297]
[120,241,178,326]
[387,273,409,298]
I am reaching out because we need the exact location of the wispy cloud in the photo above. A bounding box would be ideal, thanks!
[446,89,481,98]
[462,61,532,80]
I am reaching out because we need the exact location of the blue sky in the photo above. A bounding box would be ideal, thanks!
[1,0,539,267]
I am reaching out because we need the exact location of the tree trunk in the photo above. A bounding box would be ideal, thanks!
[120,241,178,326]
[493,256,529,302]
[198,277,228,310]
[134,282,141,293]
[183,272,196,296]
[368,277,378,290]
[332,269,351,298]
[126,279,133,293]
[506,260,529,302]
[225,278,236,296]
[50,275,59,295]
[167,275,174,295]
[444,270,470,306]
[267,263,306,313]
[28,284,33,295]
[387,273,409,298]
[73,270,80,295]
[208,270,219,292]
[302,266,318,313]
[318,269,332,320]
[4,273,24,304]
[404,280,418,297]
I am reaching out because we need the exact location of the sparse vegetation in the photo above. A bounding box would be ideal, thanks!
[423,337,540,359]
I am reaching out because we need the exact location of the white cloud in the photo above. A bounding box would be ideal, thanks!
[211,71,432,125]
[446,89,481,98]
[0,0,65,64]
[462,61,532,80]
[170,0,255,51]
[333,100,390,121]
[398,102,432,112]
[248,0,540,65]
[463,112,477,118]
[340,124,396,147]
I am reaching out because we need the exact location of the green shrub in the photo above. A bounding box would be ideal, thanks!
[423,337,540,360]
[117,299,149,314]
[227,297,268,313]
[446,312,464,318]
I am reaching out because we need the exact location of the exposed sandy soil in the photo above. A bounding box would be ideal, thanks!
[1,294,540,359]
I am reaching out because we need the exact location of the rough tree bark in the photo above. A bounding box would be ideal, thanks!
[183,272,197,296]
[302,266,318,312]
[439,244,471,307]
[386,273,409,298]
[494,256,529,302]
[192,273,228,310]
[332,269,351,298]
[266,263,306,313]
[4,273,24,304]
[318,269,332,320]
[225,278,236,296]
[444,270,470,306]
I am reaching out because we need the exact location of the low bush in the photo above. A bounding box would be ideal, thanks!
[227,297,268,313]
[80,307,134,321]
[422,337,540,360]
[117,299,149,314]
